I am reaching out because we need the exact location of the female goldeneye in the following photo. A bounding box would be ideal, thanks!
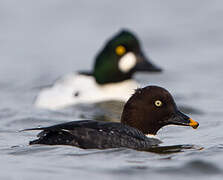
[35,30,162,110]
[25,86,199,150]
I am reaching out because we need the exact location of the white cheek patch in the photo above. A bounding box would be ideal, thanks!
[118,52,137,73]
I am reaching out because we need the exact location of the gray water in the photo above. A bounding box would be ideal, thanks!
[0,0,223,179]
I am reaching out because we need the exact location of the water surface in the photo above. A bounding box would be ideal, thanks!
[0,1,223,179]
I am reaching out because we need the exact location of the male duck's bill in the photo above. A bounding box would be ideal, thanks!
[133,51,162,72]
[28,86,199,150]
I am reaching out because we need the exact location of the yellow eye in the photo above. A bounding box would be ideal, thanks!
[115,45,126,56]
[154,100,162,107]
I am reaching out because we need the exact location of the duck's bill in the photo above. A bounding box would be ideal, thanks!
[168,111,199,129]
[134,53,162,72]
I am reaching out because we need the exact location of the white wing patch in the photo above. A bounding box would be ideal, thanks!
[61,129,72,134]
[118,52,137,73]
[146,134,160,140]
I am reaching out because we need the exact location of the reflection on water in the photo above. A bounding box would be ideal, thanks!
[158,160,222,175]
[143,144,203,154]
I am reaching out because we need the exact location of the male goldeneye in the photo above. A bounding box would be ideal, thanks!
[25,86,199,150]
[34,30,162,110]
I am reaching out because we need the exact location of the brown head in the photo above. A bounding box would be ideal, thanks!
[121,86,199,135]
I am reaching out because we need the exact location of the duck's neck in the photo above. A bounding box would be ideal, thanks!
[79,70,134,84]
[94,71,134,85]
[121,114,161,135]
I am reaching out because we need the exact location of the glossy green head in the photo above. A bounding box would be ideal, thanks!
[93,30,162,84]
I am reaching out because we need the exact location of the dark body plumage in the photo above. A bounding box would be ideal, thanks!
[28,120,161,149]
[26,86,199,150]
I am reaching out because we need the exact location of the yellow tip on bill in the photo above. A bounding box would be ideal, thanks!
[189,118,199,129]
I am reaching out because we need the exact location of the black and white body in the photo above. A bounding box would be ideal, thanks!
[34,30,162,110]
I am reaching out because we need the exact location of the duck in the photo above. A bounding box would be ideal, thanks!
[34,30,162,110]
[25,86,199,150]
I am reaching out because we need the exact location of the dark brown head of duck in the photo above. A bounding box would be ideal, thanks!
[121,86,199,135]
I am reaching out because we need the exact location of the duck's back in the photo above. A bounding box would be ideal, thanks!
[34,73,138,110]
[27,120,161,149]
